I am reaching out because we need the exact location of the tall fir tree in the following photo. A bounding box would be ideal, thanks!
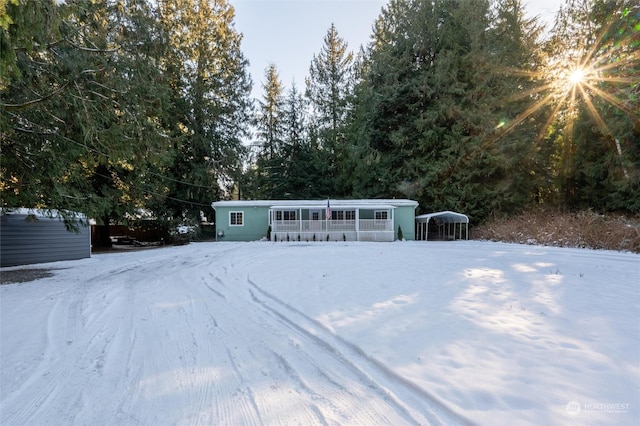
[348,0,545,221]
[280,82,323,198]
[246,63,286,198]
[159,0,252,223]
[544,0,639,212]
[256,64,285,160]
[1,0,173,245]
[305,23,354,196]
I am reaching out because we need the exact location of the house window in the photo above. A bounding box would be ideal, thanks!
[375,210,389,220]
[311,211,320,221]
[230,211,244,226]
[275,211,296,221]
[333,210,355,220]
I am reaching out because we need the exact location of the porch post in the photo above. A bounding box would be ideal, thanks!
[391,208,395,239]
[355,209,360,241]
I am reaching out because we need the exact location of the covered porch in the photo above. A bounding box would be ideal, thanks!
[270,203,395,242]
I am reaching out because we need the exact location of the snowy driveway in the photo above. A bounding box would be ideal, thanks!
[1,241,638,425]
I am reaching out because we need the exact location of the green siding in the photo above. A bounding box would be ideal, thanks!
[213,200,418,242]
[394,206,416,240]
[215,206,270,241]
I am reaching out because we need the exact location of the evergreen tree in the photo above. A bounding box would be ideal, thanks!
[159,0,252,222]
[256,63,284,160]
[283,82,307,149]
[306,23,354,196]
[348,0,544,221]
[544,0,639,212]
[280,82,323,198]
[1,0,173,245]
[246,63,286,198]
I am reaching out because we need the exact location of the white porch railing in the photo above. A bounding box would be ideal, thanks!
[271,219,392,233]
[271,219,393,242]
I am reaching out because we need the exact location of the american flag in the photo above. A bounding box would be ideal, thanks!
[326,199,331,220]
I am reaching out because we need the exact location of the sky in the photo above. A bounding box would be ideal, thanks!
[231,0,563,101]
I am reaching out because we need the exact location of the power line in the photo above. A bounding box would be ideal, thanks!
[8,111,216,190]
[93,172,213,208]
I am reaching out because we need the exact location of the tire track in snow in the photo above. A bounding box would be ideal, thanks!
[203,265,409,425]
[4,243,469,425]
[2,295,69,424]
[247,276,473,426]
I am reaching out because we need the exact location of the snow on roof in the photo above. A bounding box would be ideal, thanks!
[212,199,418,209]
[415,211,469,223]
[1,208,88,220]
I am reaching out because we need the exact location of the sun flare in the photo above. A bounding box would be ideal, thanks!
[486,15,639,155]
[568,68,586,85]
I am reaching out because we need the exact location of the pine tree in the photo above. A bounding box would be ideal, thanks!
[544,0,639,212]
[247,63,286,198]
[159,0,252,222]
[280,82,322,198]
[306,23,354,196]
[257,63,284,160]
[348,0,545,221]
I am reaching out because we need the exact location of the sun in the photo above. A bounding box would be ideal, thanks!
[450,8,638,183]
[568,67,586,86]
[485,18,639,149]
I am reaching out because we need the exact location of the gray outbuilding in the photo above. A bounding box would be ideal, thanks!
[1,209,91,267]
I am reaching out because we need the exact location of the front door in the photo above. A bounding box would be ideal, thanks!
[310,209,322,230]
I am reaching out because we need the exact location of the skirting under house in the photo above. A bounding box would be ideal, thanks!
[1,209,91,267]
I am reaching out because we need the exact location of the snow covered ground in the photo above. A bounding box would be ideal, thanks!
[1,241,638,425]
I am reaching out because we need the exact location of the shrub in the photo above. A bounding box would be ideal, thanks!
[472,208,640,253]
[397,226,404,241]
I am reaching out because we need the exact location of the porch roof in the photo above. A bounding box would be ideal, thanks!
[415,211,469,223]
[270,203,396,211]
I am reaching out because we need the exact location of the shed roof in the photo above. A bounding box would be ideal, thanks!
[1,208,88,220]
[415,211,469,223]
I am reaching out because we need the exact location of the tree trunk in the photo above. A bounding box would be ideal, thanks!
[93,215,112,249]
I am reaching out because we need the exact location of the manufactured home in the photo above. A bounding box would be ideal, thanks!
[211,199,419,242]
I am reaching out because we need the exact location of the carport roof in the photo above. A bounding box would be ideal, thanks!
[415,211,469,223]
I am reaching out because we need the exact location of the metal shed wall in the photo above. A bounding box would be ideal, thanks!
[1,213,91,267]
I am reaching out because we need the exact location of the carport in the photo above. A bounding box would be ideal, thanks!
[415,211,469,241]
